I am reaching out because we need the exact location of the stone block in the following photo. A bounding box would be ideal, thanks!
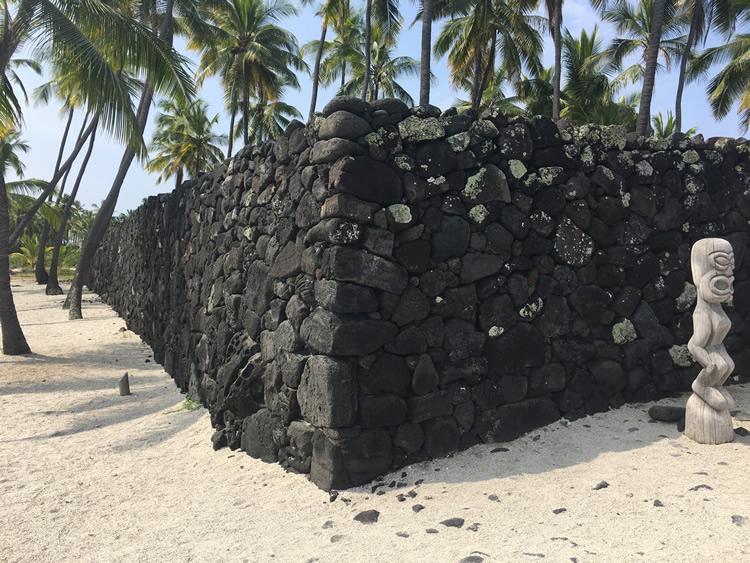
[297,356,357,427]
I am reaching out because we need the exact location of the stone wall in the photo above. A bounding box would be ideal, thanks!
[88,96,750,490]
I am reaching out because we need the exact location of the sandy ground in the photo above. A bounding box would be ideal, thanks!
[2,279,750,563]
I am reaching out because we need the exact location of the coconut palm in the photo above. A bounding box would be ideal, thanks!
[305,8,364,90]
[301,0,352,120]
[65,0,196,321]
[636,0,668,135]
[189,0,305,148]
[560,27,640,129]
[673,0,740,132]
[147,98,227,186]
[3,0,194,249]
[652,110,698,135]
[244,97,302,144]
[340,22,420,103]
[688,32,750,132]
[46,126,97,295]
[433,0,544,111]
[604,0,689,91]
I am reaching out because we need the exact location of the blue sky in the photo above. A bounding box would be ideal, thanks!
[9,0,746,214]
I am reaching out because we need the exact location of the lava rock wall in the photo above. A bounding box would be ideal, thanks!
[89,96,750,490]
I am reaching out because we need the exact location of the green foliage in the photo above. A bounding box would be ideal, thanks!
[338,22,421,103]
[147,98,227,185]
[9,235,51,268]
[652,111,699,136]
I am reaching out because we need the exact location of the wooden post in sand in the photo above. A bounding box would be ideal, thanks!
[119,372,131,396]
[684,238,735,444]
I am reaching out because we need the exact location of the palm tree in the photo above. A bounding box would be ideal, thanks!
[454,67,527,114]
[433,0,544,112]
[420,0,434,105]
[65,0,196,321]
[302,0,350,120]
[0,129,32,353]
[652,110,698,135]
[689,32,750,132]
[340,22,420,103]
[46,126,98,295]
[304,7,363,90]
[190,0,304,148]
[516,66,557,117]
[560,27,640,129]
[244,96,302,143]
[9,234,50,269]
[3,0,193,249]
[636,0,668,135]
[361,0,401,100]
[604,0,688,92]
[147,98,227,186]
[673,0,739,132]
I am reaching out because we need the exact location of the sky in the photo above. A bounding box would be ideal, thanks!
[8,0,747,215]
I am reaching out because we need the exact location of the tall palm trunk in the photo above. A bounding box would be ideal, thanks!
[47,123,98,296]
[242,94,249,147]
[477,34,496,106]
[419,0,433,106]
[0,171,31,355]
[674,6,700,133]
[361,0,372,100]
[35,106,76,284]
[227,107,236,158]
[309,23,327,122]
[552,0,562,120]
[66,0,175,320]
[471,50,483,111]
[636,0,666,136]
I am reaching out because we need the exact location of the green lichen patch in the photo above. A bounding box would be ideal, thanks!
[682,149,700,164]
[669,344,695,367]
[508,159,527,179]
[675,282,696,312]
[612,319,637,344]
[398,116,445,143]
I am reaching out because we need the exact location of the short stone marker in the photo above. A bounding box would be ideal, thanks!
[119,372,130,396]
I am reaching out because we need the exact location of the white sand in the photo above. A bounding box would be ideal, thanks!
[2,278,750,562]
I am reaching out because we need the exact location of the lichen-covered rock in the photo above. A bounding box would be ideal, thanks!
[398,116,445,143]
[554,217,594,267]
[461,165,510,204]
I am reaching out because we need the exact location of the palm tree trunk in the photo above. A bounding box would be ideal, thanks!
[361,0,373,100]
[243,94,249,147]
[47,123,99,296]
[0,171,31,355]
[35,106,76,284]
[636,0,666,136]
[477,34,496,107]
[471,50,483,111]
[552,0,562,120]
[341,62,346,87]
[674,7,700,133]
[309,23,327,122]
[419,0,433,106]
[66,0,175,320]
[9,118,98,247]
[227,107,236,158]
[34,222,51,284]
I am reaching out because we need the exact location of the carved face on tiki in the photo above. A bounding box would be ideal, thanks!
[691,238,735,305]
